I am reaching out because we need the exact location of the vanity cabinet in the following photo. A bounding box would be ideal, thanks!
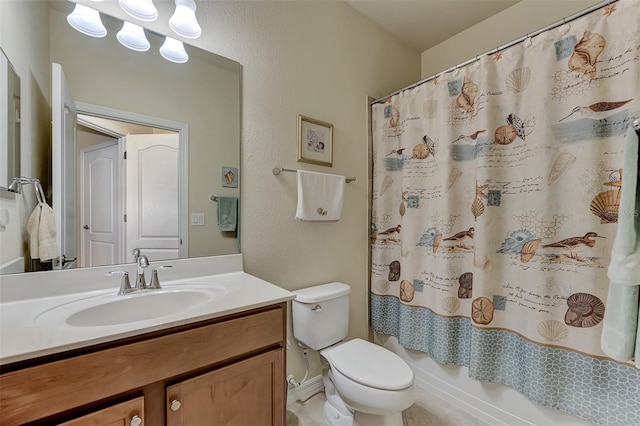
[166,349,283,425]
[59,397,145,426]
[0,303,286,425]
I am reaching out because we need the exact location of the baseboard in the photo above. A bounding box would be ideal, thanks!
[287,374,324,405]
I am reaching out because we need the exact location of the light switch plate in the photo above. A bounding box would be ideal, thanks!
[191,213,205,226]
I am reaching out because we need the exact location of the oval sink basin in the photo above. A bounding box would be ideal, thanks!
[36,286,227,328]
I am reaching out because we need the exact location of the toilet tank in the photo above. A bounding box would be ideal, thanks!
[292,282,350,350]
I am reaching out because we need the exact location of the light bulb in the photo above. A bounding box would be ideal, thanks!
[169,0,202,39]
[117,22,150,52]
[67,4,107,38]
[160,37,189,63]
[118,0,158,22]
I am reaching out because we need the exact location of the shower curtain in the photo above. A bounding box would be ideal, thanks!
[370,1,640,424]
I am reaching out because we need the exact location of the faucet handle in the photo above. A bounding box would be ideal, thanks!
[132,248,141,263]
[105,270,133,295]
[149,265,173,289]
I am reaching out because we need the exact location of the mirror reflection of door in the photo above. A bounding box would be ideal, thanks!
[80,140,120,267]
[125,134,180,263]
[52,62,77,269]
[76,118,180,268]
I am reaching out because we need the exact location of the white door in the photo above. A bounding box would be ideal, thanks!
[52,63,77,269]
[81,141,120,267]
[125,134,180,262]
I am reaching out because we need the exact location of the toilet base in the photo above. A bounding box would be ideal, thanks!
[323,369,355,426]
[354,411,404,426]
[323,399,405,426]
[322,368,410,426]
[324,400,354,426]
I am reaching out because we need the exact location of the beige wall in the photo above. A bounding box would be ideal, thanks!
[421,0,601,79]
[0,1,51,269]
[209,0,421,380]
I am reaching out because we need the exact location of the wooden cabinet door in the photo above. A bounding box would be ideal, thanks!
[59,396,144,426]
[166,348,285,426]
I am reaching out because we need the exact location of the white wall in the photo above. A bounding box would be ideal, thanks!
[409,1,601,424]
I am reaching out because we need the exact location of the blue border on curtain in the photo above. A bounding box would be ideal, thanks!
[371,294,640,426]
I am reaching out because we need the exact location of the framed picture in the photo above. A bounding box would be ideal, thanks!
[221,166,238,188]
[297,115,333,167]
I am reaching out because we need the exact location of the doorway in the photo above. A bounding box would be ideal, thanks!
[76,112,185,267]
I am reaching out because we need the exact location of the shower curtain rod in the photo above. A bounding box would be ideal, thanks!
[371,0,617,105]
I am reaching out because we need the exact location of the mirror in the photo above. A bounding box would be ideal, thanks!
[0,48,20,192]
[0,1,241,274]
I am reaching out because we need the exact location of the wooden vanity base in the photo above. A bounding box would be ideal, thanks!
[0,303,287,425]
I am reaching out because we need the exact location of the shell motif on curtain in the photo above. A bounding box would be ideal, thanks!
[370,1,640,424]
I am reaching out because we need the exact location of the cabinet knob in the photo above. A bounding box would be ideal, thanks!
[170,399,181,412]
[130,415,142,426]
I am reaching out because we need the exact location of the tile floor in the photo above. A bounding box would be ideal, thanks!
[287,385,488,426]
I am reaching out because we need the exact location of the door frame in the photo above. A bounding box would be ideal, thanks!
[76,102,189,259]
[77,117,127,264]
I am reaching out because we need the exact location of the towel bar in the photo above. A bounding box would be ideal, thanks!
[272,167,356,183]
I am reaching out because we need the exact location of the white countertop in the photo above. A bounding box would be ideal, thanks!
[0,255,294,365]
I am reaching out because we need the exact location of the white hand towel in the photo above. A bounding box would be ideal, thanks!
[27,204,42,259]
[38,202,59,261]
[26,202,59,261]
[295,170,346,222]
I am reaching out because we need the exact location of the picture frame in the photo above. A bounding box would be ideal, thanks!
[297,115,333,167]
[221,166,238,188]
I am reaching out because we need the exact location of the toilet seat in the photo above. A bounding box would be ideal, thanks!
[322,338,413,391]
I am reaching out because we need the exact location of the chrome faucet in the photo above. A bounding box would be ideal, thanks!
[149,265,173,289]
[132,248,141,263]
[105,270,133,295]
[135,255,150,290]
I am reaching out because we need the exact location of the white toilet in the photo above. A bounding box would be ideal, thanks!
[292,282,416,426]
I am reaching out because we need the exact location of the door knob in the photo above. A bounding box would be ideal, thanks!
[170,399,181,411]
[130,415,142,426]
[83,224,89,230]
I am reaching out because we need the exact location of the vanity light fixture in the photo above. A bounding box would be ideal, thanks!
[169,0,202,39]
[116,22,150,52]
[159,37,189,63]
[66,3,107,38]
[118,0,158,22]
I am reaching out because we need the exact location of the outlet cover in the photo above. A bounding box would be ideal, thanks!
[191,213,205,226]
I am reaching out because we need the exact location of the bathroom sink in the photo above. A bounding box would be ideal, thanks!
[35,285,227,328]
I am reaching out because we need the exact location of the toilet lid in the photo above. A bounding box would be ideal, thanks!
[324,338,414,390]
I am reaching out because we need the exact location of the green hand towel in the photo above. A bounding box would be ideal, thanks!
[217,197,238,232]
[601,127,640,365]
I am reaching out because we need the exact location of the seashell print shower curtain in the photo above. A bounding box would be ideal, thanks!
[370,2,640,424]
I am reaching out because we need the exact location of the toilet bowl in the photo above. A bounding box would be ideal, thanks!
[292,283,416,426]
[321,338,415,425]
